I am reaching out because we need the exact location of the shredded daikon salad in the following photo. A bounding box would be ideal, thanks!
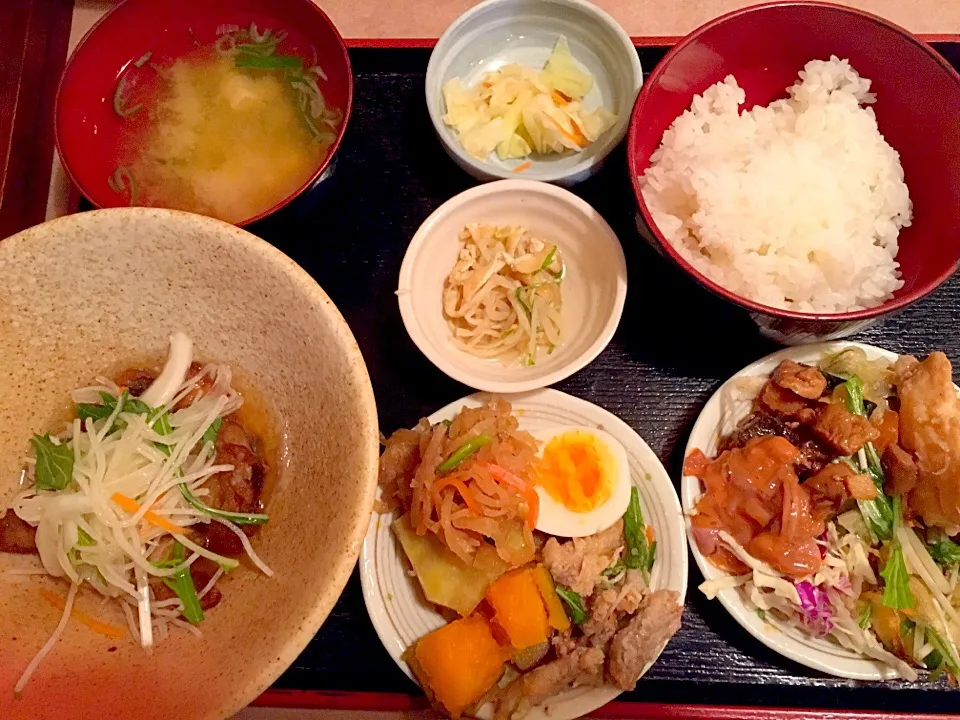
[443,225,564,366]
[9,333,272,695]
[441,36,617,163]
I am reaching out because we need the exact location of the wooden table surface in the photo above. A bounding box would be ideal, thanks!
[71,0,960,45]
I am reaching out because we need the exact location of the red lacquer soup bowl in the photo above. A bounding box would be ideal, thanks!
[627,1,960,344]
[56,0,353,226]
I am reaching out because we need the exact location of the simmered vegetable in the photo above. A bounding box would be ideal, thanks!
[393,514,509,616]
[485,567,550,650]
[410,614,508,719]
[533,564,571,632]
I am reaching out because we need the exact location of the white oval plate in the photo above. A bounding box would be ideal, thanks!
[361,388,687,719]
[682,341,900,680]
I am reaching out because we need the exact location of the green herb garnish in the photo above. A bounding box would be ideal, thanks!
[153,542,204,625]
[842,375,893,542]
[437,435,491,473]
[555,586,588,625]
[179,484,268,526]
[857,604,873,630]
[880,496,915,611]
[202,417,223,447]
[235,53,303,70]
[930,539,960,567]
[31,435,74,491]
[624,486,655,580]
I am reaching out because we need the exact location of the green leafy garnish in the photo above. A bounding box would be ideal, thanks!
[624,487,656,580]
[880,544,913,610]
[924,647,944,671]
[842,375,893,542]
[555,586,588,625]
[153,542,204,625]
[179,484,268,525]
[927,626,960,679]
[899,617,916,638]
[857,604,872,630]
[31,435,74,491]
[756,609,766,621]
[150,408,174,456]
[236,53,303,70]
[107,167,138,205]
[202,417,223,446]
[77,390,152,433]
[77,527,96,547]
[880,496,915,611]
[601,562,625,579]
[437,435,491,473]
[540,246,558,270]
[112,74,142,117]
[930,539,960,567]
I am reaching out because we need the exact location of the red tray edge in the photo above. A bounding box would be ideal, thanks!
[252,689,945,719]
[343,33,960,48]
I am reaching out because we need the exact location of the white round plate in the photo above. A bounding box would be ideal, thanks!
[682,341,900,680]
[361,388,687,719]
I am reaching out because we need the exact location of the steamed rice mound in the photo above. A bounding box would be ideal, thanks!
[641,57,912,313]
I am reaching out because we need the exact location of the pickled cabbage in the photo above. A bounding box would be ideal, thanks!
[441,36,617,162]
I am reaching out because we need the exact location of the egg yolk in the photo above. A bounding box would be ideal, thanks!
[535,431,614,512]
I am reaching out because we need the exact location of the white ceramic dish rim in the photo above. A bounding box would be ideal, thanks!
[360,387,688,719]
[424,0,643,184]
[681,340,907,680]
[397,179,628,393]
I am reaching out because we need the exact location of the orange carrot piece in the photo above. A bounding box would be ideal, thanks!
[646,525,656,544]
[39,588,126,639]
[111,492,185,535]
[545,115,587,148]
[551,90,569,106]
[475,462,539,529]
[431,477,483,515]
[512,161,533,173]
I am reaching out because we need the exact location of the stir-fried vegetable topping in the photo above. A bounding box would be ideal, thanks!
[443,225,564,367]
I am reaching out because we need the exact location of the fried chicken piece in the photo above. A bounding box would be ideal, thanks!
[895,352,960,527]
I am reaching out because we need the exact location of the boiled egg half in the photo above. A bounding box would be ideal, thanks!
[531,426,631,538]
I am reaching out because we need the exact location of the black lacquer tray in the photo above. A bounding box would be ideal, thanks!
[88,44,960,714]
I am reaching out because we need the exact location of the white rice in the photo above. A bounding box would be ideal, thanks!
[640,57,912,313]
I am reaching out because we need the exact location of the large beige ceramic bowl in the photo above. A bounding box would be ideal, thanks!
[0,209,379,719]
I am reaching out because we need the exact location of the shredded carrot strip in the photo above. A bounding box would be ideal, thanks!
[39,589,126,639]
[545,115,587,148]
[551,90,570,106]
[646,525,656,544]
[475,462,539,529]
[512,161,533,173]
[111,492,185,535]
[431,477,483,515]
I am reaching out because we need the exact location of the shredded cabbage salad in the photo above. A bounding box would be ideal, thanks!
[698,349,960,682]
[441,36,617,163]
[8,333,273,695]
